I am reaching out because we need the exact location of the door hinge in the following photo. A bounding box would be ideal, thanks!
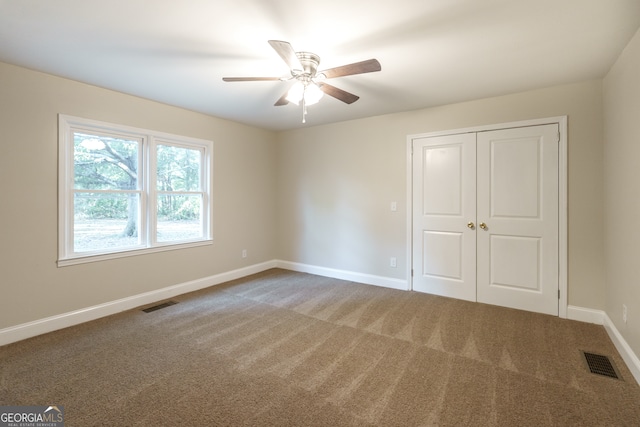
[411,269,414,277]
[558,289,560,299]
[557,132,561,143]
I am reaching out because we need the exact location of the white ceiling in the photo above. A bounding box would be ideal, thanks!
[1,0,639,131]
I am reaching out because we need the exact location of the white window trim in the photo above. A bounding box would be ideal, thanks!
[58,114,213,267]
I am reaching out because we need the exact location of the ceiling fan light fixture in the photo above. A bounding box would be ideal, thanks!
[303,83,323,105]
[285,81,323,106]
[285,81,304,105]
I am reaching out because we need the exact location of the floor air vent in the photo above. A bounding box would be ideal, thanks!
[142,301,177,313]
[581,351,620,379]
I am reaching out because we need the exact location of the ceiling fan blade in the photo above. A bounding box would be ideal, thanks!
[222,77,281,82]
[318,83,360,104]
[274,90,290,106]
[268,40,303,71]
[320,59,381,79]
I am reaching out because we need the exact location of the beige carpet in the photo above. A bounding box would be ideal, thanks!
[1,269,639,426]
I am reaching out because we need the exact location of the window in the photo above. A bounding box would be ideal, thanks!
[58,115,212,266]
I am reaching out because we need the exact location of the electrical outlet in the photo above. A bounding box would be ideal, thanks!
[390,257,397,268]
[390,202,397,212]
[242,249,247,258]
[623,304,628,324]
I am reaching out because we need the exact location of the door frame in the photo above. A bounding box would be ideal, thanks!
[406,116,568,318]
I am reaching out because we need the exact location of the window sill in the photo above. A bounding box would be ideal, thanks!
[57,239,213,267]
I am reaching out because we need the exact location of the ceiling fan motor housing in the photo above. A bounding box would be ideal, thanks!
[295,52,321,79]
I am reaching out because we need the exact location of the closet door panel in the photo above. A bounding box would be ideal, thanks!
[412,133,476,301]
[476,124,559,315]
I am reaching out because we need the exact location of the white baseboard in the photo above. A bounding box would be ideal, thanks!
[276,260,409,291]
[0,261,277,347]
[567,305,640,385]
[603,313,640,385]
[567,305,606,325]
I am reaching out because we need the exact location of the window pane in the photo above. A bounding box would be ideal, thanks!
[156,144,201,191]
[74,192,141,252]
[156,195,202,242]
[74,132,139,190]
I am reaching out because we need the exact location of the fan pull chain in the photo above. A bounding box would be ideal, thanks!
[302,87,307,123]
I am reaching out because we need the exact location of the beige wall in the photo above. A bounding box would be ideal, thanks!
[603,28,640,357]
[277,80,605,309]
[0,60,609,333]
[0,62,278,330]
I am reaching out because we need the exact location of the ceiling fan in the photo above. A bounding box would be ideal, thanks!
[223,40,381,123]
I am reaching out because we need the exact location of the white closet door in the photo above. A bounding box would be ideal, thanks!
[476,124,559,315]
[412,133,477,301]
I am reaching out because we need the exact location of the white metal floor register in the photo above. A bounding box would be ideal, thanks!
[0,406,64,427]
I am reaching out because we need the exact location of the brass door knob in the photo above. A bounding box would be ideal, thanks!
[479,222,487,230]
[467,222,475,229]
